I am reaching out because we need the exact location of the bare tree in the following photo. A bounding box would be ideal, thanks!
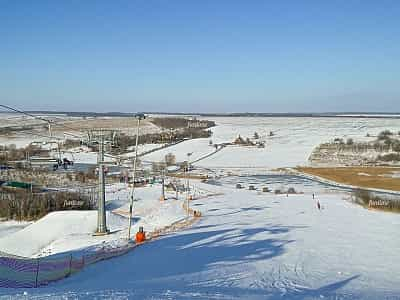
[165,153,176,166]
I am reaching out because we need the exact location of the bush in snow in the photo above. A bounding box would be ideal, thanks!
[165,153,176,166]
[392,141,400,152]
[62,139,81,149]
[353,189,400,212]
[152,162,166,173]
[333,137,344,144]
[378,130,393,141]
[377,153,400,162]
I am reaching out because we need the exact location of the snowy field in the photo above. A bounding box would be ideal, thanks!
[2,181,399,299]
[143,117,400,170]
[3,116,400,169]
[36,116,400,171]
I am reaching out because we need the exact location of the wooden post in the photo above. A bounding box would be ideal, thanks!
[35,257,40,288]
[68,254,73,276]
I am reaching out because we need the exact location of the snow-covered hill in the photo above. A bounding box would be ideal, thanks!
[2,181,399,299]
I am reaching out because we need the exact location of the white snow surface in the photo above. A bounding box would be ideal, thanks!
[58,147,114,164]
[142,138,215,163]
[0,220,31,239]
[0,183,186,258]
[1,181,399,299]
[137,117,400,170]
[0,211,100,257]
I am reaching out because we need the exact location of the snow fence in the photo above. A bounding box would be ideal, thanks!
[0,243,136,288]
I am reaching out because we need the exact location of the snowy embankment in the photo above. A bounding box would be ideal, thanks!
[0,183,187,258]
[4,181,399,299]
[0,211,101,257]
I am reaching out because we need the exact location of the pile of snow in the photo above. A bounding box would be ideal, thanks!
[0,183,187,258]
[0,211,98,257]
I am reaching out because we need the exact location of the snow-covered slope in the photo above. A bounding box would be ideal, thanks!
[2,181,399,299]
[142,138,215,163]
[0,211,98,257]
[0,183,186,258]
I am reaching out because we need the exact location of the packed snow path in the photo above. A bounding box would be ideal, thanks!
[1,183,400,299]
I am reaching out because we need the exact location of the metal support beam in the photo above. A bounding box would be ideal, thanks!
[95,134,108,235]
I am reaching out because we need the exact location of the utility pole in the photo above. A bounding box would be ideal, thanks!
[186,152,193,217]
[95,133,108,235]
[47,121,52,138]
[127,113,145,240]
[160,169,165,201]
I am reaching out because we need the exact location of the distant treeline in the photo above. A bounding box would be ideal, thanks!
[150,117,215,129]
[14,111,400,119]
[0,125,36,135]
[115,127,212,152]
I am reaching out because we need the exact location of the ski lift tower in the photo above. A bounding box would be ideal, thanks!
[90,129,118,235]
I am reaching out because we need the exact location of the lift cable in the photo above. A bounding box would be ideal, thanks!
[0,104,83,138]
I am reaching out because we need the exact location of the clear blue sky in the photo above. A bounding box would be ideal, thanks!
[1,1,399,113]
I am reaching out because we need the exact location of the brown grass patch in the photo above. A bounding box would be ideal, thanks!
[297,166,400,191]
